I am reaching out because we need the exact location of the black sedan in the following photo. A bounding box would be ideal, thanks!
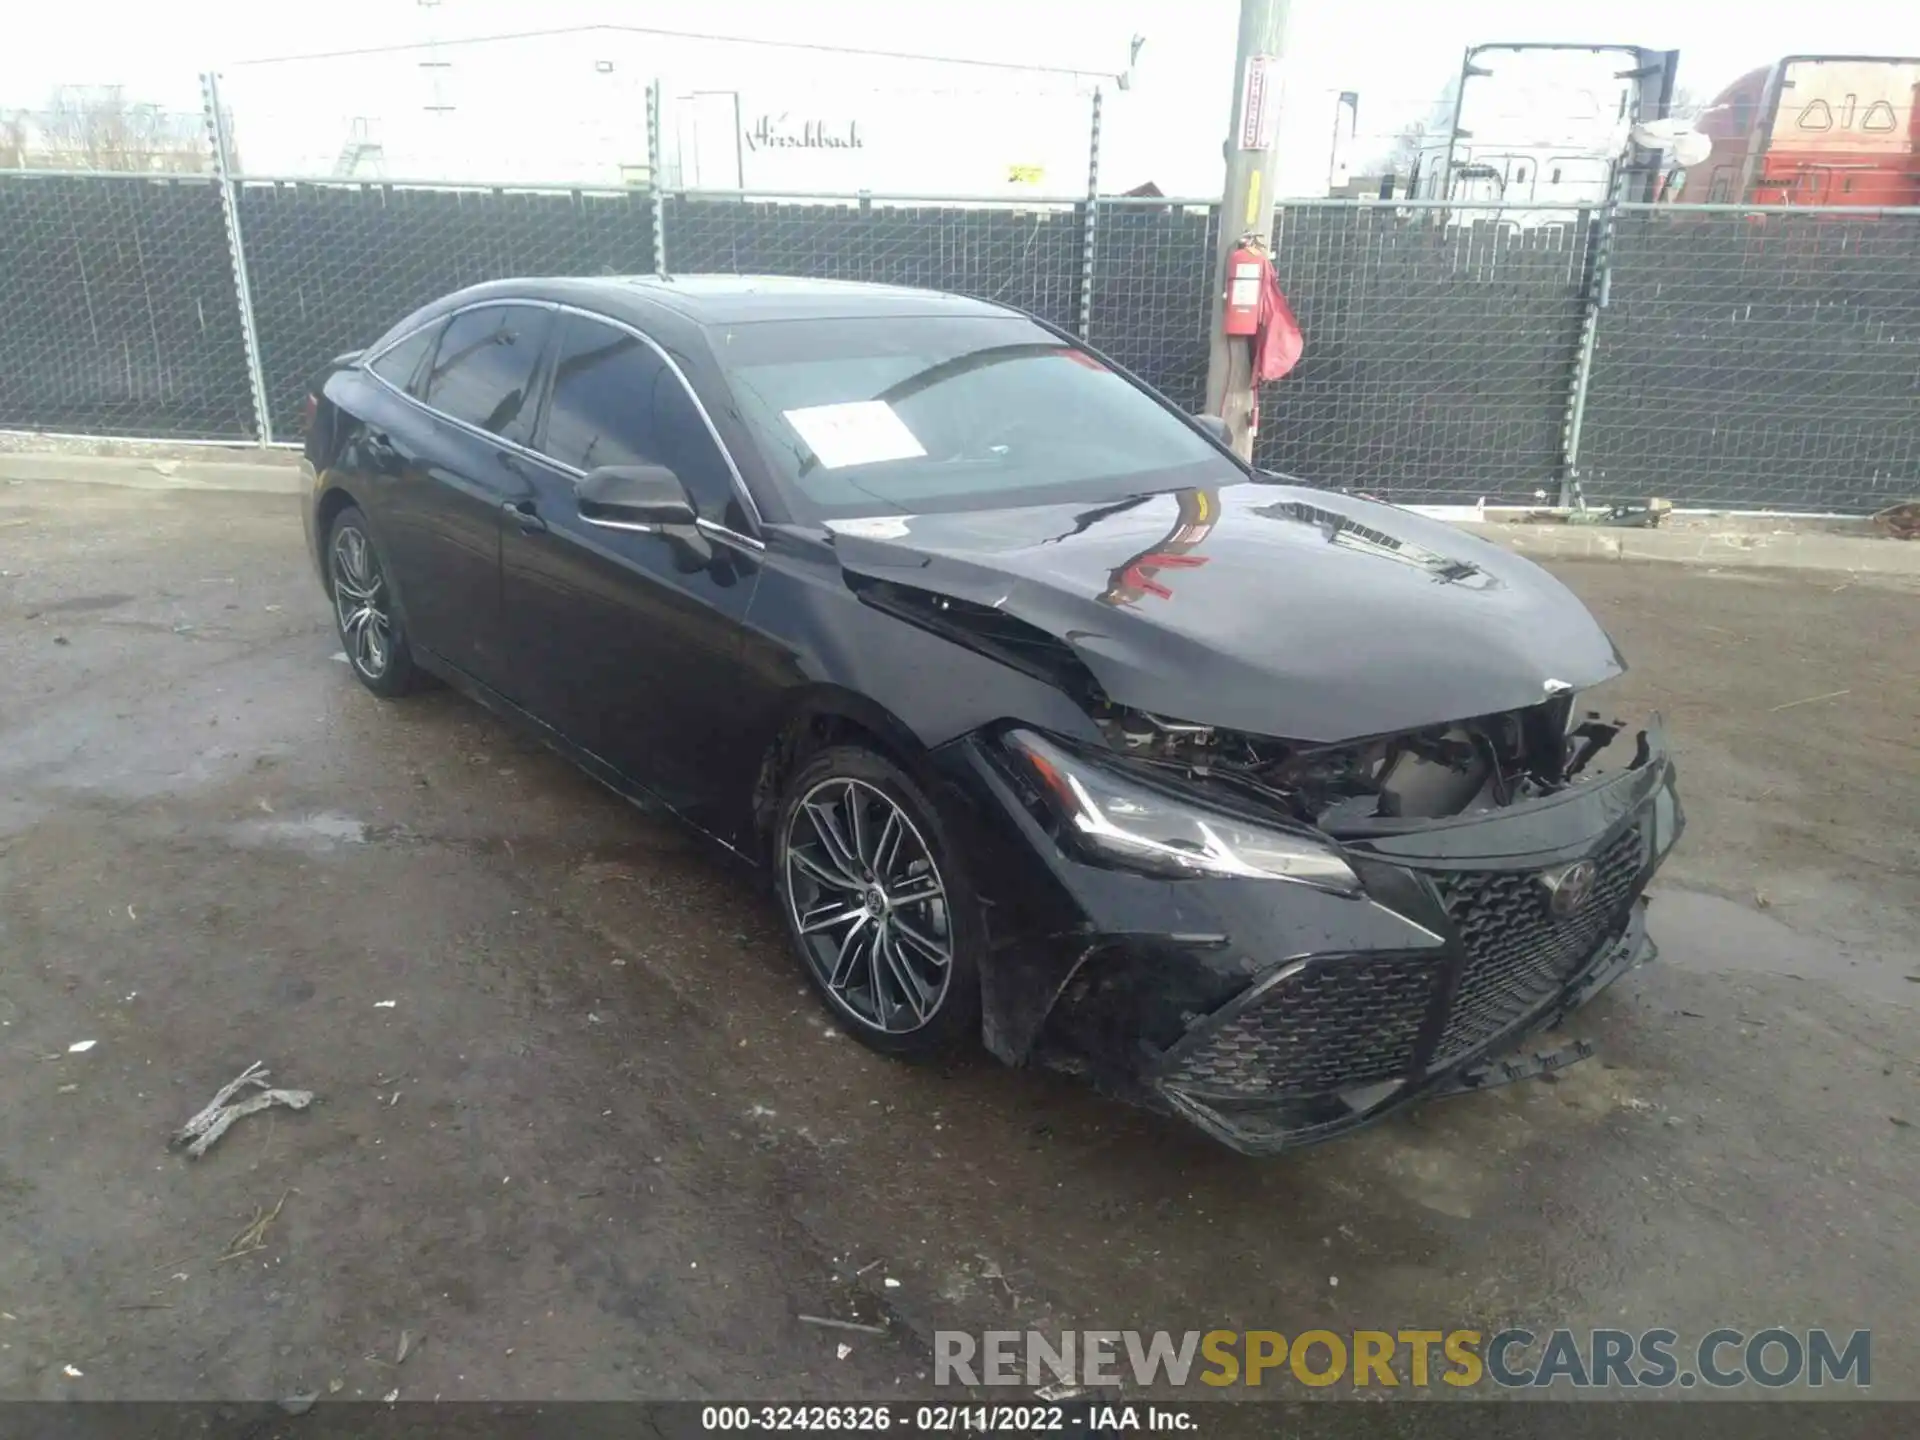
[301,275,1683,1154]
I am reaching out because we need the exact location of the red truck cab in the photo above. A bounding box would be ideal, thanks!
[1680,55,1920,205]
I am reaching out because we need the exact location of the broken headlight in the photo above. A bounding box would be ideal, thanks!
[1004,729,1360,894]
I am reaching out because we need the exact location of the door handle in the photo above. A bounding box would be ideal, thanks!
[502,499,547,535]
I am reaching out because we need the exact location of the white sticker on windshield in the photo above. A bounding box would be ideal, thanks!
[824,516,914,539]
[783,401,926,470]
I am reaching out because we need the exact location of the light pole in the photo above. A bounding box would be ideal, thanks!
[1203,0,1293,459]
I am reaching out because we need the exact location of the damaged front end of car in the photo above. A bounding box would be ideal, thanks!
[835,483,1682,1153]
[945,691,1682,1155]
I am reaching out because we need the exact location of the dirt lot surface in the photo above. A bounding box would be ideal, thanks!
[0,476,1914,1408]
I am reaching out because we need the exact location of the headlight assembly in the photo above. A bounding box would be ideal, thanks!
[1563,674,1626,734]
[1003,729,1360,894]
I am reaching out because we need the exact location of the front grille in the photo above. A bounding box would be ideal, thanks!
[1154,824,1650,1111]
[1160,956,1440,1098]
[1431,826,1646,1065]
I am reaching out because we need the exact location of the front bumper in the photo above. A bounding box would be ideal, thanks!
[1153,900,1654,1154]
[947,722,1682,1156]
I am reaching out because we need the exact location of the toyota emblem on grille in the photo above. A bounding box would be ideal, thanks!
[1540,859,1599,921]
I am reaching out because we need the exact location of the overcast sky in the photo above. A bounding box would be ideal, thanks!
[6,0,1917,191]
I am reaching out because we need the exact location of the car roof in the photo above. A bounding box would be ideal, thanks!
[466,274,1020,327]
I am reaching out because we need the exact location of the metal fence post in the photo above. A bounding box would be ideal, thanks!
[647,82,667,278]
[1559,177,1624,507]
[1078,86,1103,339]
[201,71,273,445]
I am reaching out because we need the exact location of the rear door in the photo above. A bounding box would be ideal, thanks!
[378,301,556,693]
[500,310,764,824]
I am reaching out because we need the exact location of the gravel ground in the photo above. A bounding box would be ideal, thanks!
[0,474,1914,1409]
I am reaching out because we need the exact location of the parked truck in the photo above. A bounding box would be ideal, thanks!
[1675,55,1920,206]
[1412,42,1679,215]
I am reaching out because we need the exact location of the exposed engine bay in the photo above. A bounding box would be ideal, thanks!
[1092,700,1641,833]
[841,576,1643,834]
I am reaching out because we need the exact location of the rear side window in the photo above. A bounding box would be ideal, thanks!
[367,322,440,397]
[420,304,554,443]
[540,314,739,521]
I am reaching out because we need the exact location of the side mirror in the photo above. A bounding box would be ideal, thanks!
[576,464,696,528]
[1191,413,1231,445]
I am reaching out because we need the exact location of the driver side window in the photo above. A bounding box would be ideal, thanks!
[538,314,740,524]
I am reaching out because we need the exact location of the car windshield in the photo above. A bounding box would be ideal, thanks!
[710,314,1238,520]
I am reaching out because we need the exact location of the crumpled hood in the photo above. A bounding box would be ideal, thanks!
[828,481,1624,743]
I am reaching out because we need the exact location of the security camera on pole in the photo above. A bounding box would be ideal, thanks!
[1205,0,1294,460]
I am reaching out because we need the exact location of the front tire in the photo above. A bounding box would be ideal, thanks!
[326,505,422,697]
[774,745,982,1058]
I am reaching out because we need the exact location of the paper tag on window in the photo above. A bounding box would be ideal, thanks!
[783,401,927,470]
[824,516,914,539]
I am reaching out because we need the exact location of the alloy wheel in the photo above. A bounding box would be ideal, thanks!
[330,523,393,680]
[784,777,954,1034]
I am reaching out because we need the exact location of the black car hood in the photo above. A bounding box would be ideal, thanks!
[828,481,1625,744]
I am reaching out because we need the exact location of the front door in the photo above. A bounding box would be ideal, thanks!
[499,312,764,830]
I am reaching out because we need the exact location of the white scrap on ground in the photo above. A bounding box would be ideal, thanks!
[172,1061,313,1159]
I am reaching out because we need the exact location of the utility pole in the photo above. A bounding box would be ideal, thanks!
[1204,0,1293,459]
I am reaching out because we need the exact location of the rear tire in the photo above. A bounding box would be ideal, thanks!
[326,505,423,698]
[774,745,982,1058]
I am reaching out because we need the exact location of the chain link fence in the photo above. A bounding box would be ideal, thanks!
[1256,202,1599,506]
[0,173,254,438]
[1088,198,1218,414]
[1580,206,1920,514]
[662,194,1084,334]
[1,164,1916,513]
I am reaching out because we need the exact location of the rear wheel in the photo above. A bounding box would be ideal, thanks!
[774,745,982,1057]
[327,506,422,697]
